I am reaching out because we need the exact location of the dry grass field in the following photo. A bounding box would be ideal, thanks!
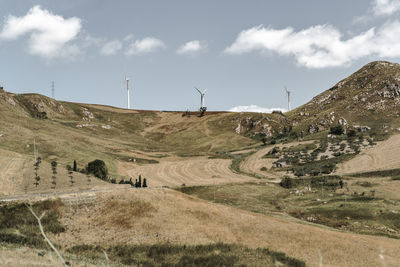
[338,134,400,174]
[47,188,400,267]
[118,156,254,187]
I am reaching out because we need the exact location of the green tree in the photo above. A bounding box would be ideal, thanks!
[330,125,344,135]
[87,159,108,180]
[73,160,77,172]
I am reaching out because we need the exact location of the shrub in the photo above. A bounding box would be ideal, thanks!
[280,177,293,188]
[87,159,108,180]
[294,167,306,177]
[330,125,344,135]
[347,129,356,138]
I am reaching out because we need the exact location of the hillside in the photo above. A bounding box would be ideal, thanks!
[289,61,400,136]
[3,61,400,266]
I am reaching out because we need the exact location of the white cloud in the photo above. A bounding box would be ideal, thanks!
[125,37,165,55]
[177,40,207,55]
[229,105,286,113]
[373,0,400,15]
[225,21,400,68]
[123,34,134,42]
[0,5,81,58]
[100,40,122,55]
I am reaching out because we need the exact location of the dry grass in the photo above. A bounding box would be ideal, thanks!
[338,134,400,174]
[99,199,157,228]
[50,188,400,267]
[118,156,254,187]
[0,244,96,267]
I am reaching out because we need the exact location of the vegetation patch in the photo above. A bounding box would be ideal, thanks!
[67,243,305,267]
[350,168,400,178]
[178,182,400,239]
[0,200,65,249]
[280,176,342,189]
[98,199,157,228]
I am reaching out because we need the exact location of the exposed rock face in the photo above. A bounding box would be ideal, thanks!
[339,118,347,126]
[82,108,94,120]
[231,113,290,137]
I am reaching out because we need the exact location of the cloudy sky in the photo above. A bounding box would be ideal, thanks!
[1,0,400,112]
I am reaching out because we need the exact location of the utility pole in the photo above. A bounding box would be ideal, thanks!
[51,81,55,99]
[34,139,37,163]
[125,76,130,109]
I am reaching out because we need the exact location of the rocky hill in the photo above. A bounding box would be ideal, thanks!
[286,61,400,137]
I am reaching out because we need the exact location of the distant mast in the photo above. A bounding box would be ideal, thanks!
[125,76,130,109]
[285,87,292,111]
[51,81,55,99]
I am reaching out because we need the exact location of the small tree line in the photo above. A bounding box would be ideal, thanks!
[118,174,148,188]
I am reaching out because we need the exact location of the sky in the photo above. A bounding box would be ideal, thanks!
[1,0,400,112]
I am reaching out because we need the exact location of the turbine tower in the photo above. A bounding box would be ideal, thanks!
[285,87,292,111]
[195,87,207,109]
[125,76,130,109]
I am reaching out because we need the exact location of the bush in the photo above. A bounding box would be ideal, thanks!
[347,129,356,138]
[280,177,293,188]
[87,159,108,180]
[330,125,344,135]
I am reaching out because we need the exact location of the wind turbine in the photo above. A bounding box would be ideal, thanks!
[285,86,292,111]
[195,87,207,109]
[125,76,131,109]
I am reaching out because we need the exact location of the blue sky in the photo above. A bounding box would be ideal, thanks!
[1,0,400,112]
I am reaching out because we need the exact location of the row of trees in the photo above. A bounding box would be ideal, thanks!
[118,175,148,188]
[38,158,149,188]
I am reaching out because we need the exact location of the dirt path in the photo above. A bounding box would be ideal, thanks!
[240,141,314,179]
[0,184,130,204]
[337,134,400,174]
[118,156,255,187]
[53,188,400,267]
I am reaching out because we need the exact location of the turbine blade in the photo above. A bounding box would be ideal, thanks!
[195,87,202,94]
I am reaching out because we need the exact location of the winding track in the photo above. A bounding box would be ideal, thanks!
[240,141,314,179]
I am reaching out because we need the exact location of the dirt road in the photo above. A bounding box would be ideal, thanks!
[240,141,314,179]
